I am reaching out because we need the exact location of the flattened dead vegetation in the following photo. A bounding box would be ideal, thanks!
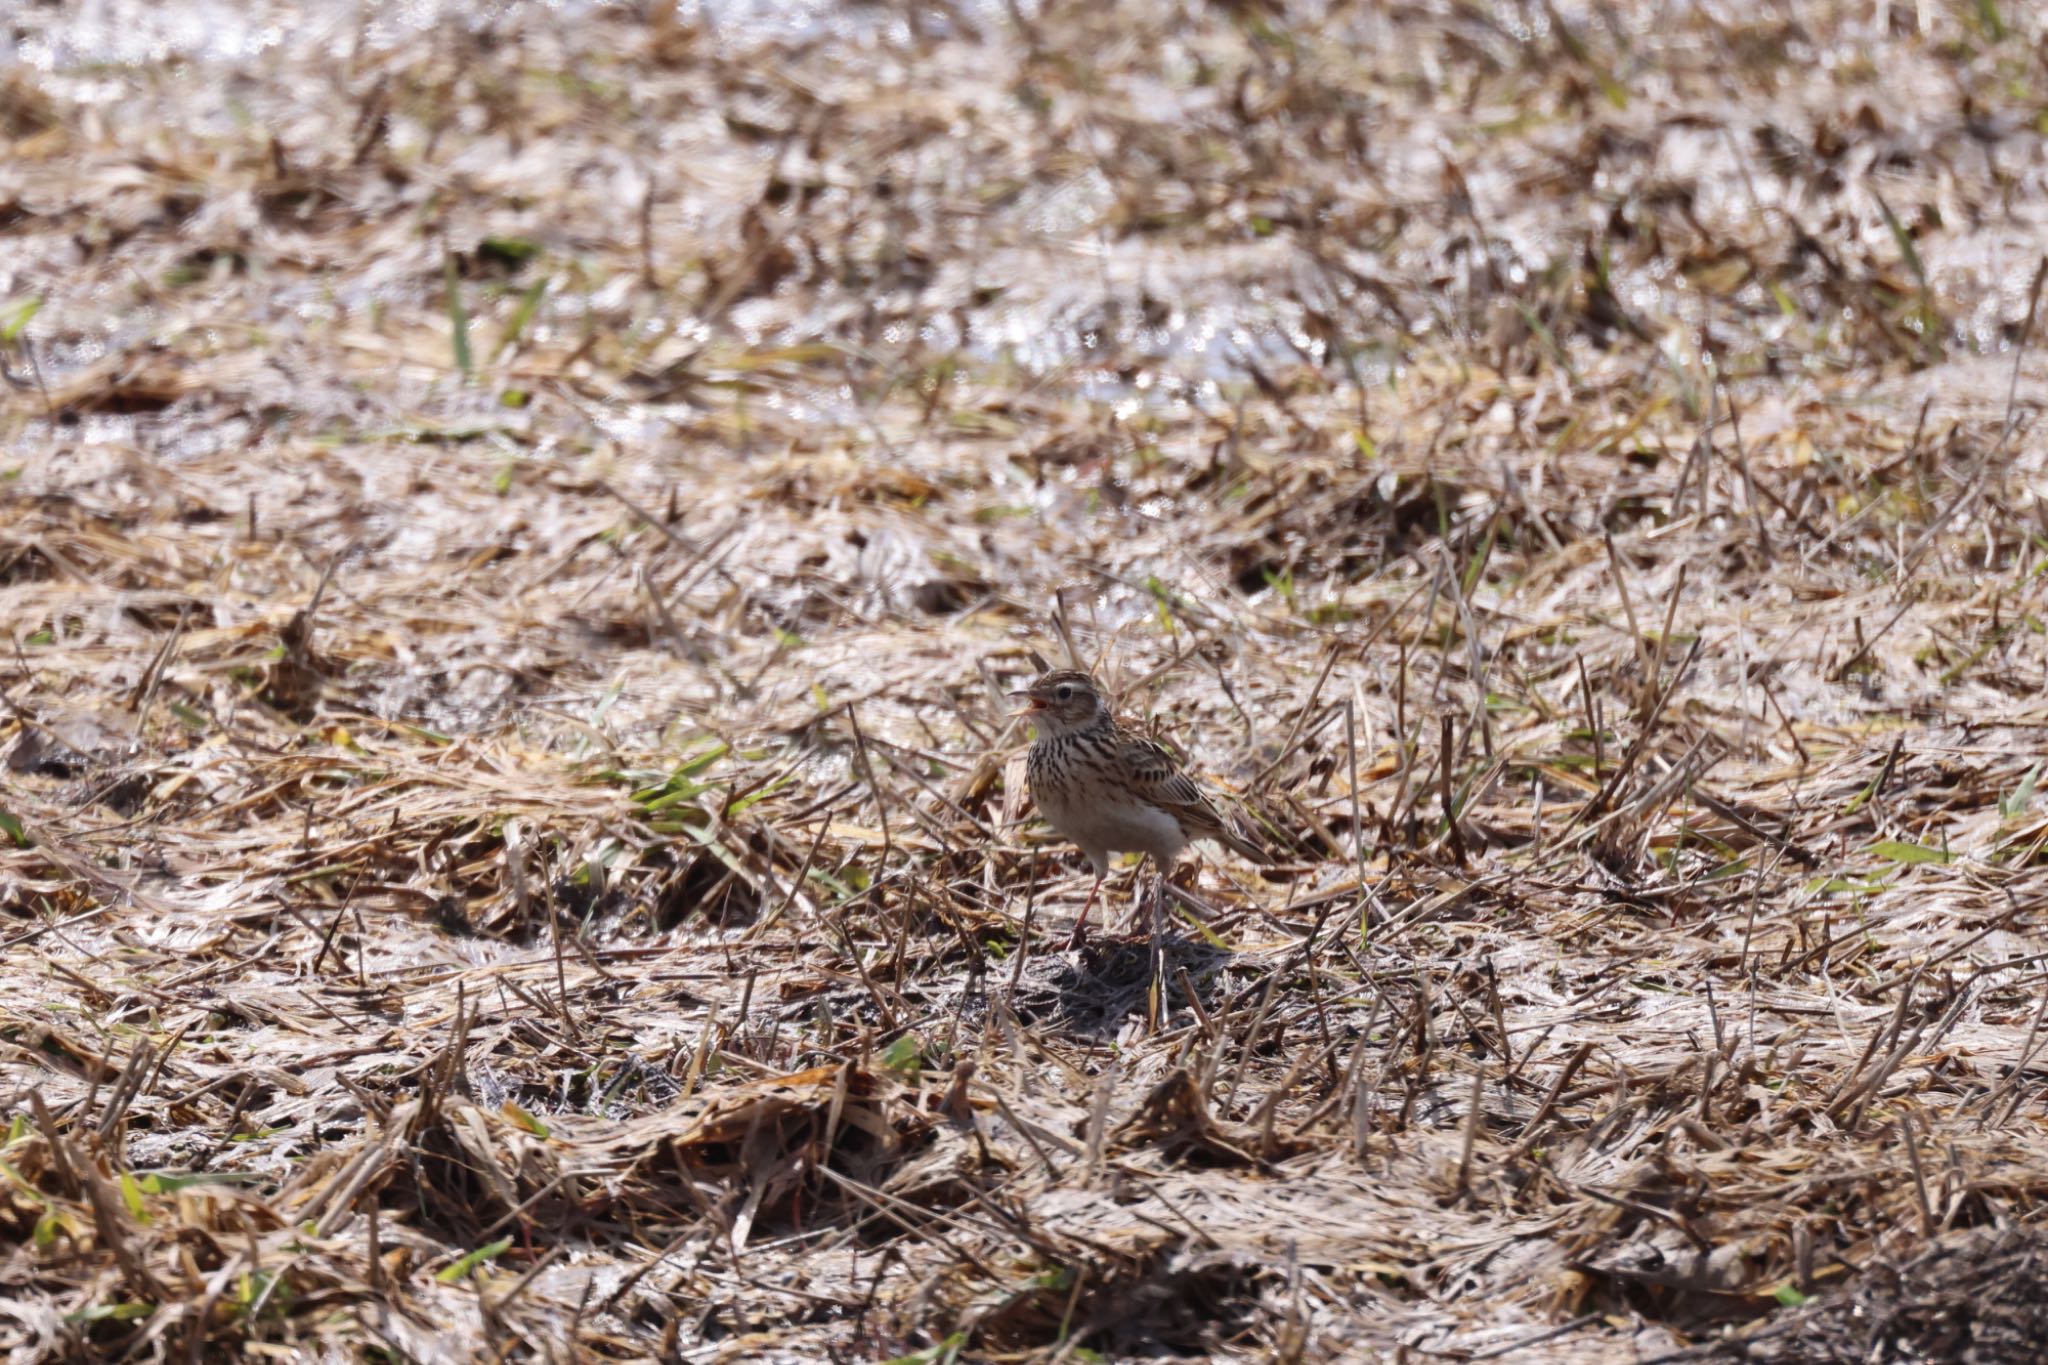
[4,1,2048,1360]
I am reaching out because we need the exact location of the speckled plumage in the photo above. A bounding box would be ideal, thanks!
[1013,669,1264,939]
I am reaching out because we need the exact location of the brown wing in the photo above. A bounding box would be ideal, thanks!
[1113,728,1265,859]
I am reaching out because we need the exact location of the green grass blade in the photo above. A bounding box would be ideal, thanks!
[436,1236,512,1283]
[445,253,473,379]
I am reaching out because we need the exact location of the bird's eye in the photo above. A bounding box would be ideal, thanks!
[1055,685,1072,701]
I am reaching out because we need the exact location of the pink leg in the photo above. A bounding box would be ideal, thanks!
[1068,873,1104,949]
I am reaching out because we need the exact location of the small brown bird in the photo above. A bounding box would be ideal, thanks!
[1011,669,1265,942]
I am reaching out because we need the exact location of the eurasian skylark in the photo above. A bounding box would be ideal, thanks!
[1011,669,1265,942]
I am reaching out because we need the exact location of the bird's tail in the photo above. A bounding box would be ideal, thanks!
[1215,821,1273,867]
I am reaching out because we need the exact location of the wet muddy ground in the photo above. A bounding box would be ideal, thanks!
[5,1,2048,1360]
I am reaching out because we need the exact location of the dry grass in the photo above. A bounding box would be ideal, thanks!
[4,0,2048,1360]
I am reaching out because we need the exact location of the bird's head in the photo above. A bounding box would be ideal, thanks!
[1010,669,1106,735]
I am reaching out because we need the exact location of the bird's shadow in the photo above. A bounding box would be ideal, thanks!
[1007,930,1234,1040]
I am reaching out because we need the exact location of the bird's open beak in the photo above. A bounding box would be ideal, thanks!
[1007,690,1045,716]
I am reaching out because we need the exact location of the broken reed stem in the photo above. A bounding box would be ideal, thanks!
[1605,531,1651,688]
[1640,561,1686,724]
[1344,698,1368,900]
[1437,713,1467,863]
[1453,1063,1484,1203]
